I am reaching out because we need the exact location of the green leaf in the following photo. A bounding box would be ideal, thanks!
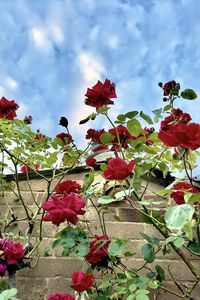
[187,193,200,205]
[108,239,127,256]
[173,237,185,248]
[141,244,155,263]
[82,171,95,192]
[100,132,115,144]
[170,88,179,96]
[98,196,116,204]
[163,104,172,112]
[187,241,200,255]
[140,233,160,246]
[0,288,18,300]
[165,204,195,230]
[127,295,135,300]
[117,114,126,122]
[152,108,162,118]
[125,111,139,119]
[155,265,165,282]
[129,136,146,148]
[181,89,197,100]
[139,111,153,125]
[127,119,142,136]
[129,284,137,292]
[96,106,110,114]
[75,243,90,256]
[136,295,149,300]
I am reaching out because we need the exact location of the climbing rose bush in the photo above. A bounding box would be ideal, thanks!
[0,78,200,300]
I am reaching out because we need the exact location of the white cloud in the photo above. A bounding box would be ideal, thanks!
[49,24,64,44]
[76,52,105,84]
[107,36,119,49]
[4,76,18,90]
[30,27,51,52]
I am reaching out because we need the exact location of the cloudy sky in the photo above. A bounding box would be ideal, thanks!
[0,0,200,150]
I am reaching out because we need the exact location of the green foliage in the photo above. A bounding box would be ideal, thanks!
[165,204,195,230]
[141,244,155,263]
[45,226,89,257]
[100,132,115,144]
[181,89,197,100]
[108,238,128,256]
[127,119,142,135]
[0,288,21,300]
[139,111,153,125]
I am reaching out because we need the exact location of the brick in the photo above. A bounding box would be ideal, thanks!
[46,277,72,295]
[16,277,46,300]
[20,257,87,277]
[0,191,39,205]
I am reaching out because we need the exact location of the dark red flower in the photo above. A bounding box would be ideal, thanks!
[0,97,19,120]
[71,272,94,292]
[23,115,33,124]
[85,79,117,108]
[3,240,25,265]
[55,180,81,194]
[163,80,178,96]
[47,293,75,300]
[0,259,7,277]
[170,182,199,205]
[86,128,106,144]
[56,133,72,145]
[86,157,98,169]
[160,108,191,131]
[85,235,110,267]
[35,133,46,140]
[109,125,134,150]
[20,164,40,173]
[158,122,200,150]
[42,193,86,226]
[104,157,135,180]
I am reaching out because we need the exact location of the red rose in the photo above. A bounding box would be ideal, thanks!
[55,180,81,194]
[163,80,178,96]
[71,272,94,292]
[85,79,117,108]
[170,182,199,205]
[158,122,200,150]
[56,133,72,145]
[0,97,19,120]
[86,157,98,169]
[109,125,134,150]
[86,128,105,144]
[42,193,86,226]
[23,115,33,124]
[104,157,135,180]
[47,293,75,300]
[161,108,191,131]
[85,235,110,267]
[3,240,24,265]
[20,164,40,173]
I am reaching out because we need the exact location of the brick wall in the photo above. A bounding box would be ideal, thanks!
[0,170,200,300]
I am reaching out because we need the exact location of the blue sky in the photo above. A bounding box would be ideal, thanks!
[0,0,200,151]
